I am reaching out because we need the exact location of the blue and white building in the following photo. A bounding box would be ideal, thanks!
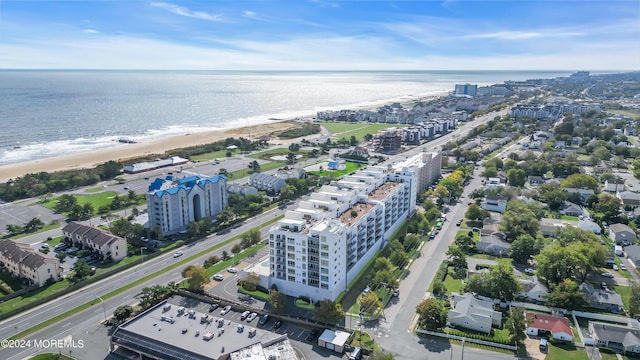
[146,175,228,237]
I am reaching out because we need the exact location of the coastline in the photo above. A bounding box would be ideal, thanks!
[0,91,449,182]
[0,121,297,182]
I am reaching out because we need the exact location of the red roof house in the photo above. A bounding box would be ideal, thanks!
[525,312,573,341]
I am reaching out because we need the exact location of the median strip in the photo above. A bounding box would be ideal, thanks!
[9,216,283,340]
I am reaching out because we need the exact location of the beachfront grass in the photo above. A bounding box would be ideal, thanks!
[41,192,119,210]
[608,109,640,120]
[308,161,365,180]
[190,149,238,162]
[227,161,284,181]
[10,216,284,340]
[321,122,407,142]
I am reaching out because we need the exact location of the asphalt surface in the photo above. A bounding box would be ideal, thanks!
[0,110,509,359]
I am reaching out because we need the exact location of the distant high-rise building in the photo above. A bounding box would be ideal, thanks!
[146,175,227,237]
[454,84,478,97]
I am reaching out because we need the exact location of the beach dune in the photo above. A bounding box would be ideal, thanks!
[0,121,297,182]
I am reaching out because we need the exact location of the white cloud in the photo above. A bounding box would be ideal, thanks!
[242,11,256,18]
[82,29,99,34]
[150,2,225,22]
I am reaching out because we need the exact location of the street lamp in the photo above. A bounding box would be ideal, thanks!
[96,295,107,323]
[140,247,147,263]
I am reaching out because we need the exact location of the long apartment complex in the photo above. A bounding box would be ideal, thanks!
[146,175,228,237]
[0,240,62,287]
[267,152,439,302]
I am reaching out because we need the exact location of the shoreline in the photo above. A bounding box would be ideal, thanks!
[0,91,449,182]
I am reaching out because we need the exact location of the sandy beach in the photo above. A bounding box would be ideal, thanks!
[0,121,297,182]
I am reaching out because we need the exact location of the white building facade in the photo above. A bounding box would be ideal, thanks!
[268,166,417,302]
[146,175,228,237]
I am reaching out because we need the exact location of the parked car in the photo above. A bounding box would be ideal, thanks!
[621,264,627,271]
[393,289,400,297]
[213,274,224,281]
[601,272,615,278]
[220,305,232,315]
[227,267,238,274]
[306,329,319,342]
[524,268,535,275]
[362,286,371,295]
[274,320,282,329]
[208,303,219,312]
[240,311,250,320]
[247,312,258,322]
[613,264,619,271]
[173,250,184,258]
[456,219,463,226]
[40,243,49,249]
[258,314,270,325]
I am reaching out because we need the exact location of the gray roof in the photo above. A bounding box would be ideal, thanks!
[63,222,124,247]
[591,322,640,347]
[609,223,635,235]
[0,240,58,271]
[626,245,640,262]
[111,297,287,360]
[580,283,624,308]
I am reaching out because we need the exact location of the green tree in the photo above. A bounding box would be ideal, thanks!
[350,135,358,146]
[231,243,242,258]
[454,233,474,253]
[499,204,540,241]
[6,224,23,235]
[481,167,498,179]
[250,160,261,173]
[359,291,383,315]
[241,272,260,291]
[389,249,409,268]
[403,233,421,252]
[560,174,599,191]
[629,281,640,318]
[72,259,92,281]
[505,308,529,343]
[465,203,483,221]
[96,160,122,180]
[446,245,467,278]
[464,263,521,301]
[23,217,44,233]
[113,305,134,323]
[432,281,447,296]
[221,250,230,261]
[544,279,589,310]
[371,269,397,290]
[182,265,208,292]
[507,168,526,187]
[54,194,78,213]
[314,299,344,324]
[269,289,288,315]
[373,257,393,273]
[535,243,580,285]
[415,298,448,330]
[509,234,537,264]
[136,283,178,309]
[286,152,297,164]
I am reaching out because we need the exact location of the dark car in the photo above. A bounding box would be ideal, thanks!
[306,329,319,342]
[274,320,282,329]
[258,314,270,325]
[209,303,219,312]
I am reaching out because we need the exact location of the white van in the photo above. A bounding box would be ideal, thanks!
[349,347,362,360]
[539,338,548,352]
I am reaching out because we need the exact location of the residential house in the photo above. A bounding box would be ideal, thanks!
[617,191,640,208]
[578,220,602,235]
[0,240,61,287]
[481,195,508,213]
[625,245,640,268]
[249,173,287,194]
[559,201,583,217]
[604,179,626,193]
[62,222,128,261]
[486,177,503,189]
[589,321,640,355]
[540,218,601,237]
[519,277,550,303]
[580,282,624,313]
[563,188,595,201]
[525,313,573,341]
[476,233,511,256]
[528,176,544,187]
[448,294,502,334]
[609,223,637,246]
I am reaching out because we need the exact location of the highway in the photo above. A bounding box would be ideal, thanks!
[0,109,507,359]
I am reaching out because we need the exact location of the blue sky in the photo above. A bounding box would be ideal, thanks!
[0,0,638,70]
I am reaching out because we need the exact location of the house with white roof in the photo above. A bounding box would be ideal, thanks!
[448,294,502,334]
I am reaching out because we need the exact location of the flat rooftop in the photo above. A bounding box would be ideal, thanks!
[111,296,290,360]
[340,202,376,225]
[369,181,403,201]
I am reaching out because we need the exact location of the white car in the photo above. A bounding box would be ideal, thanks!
[213,274,224,281]
[246,312,258,322]
[601,272,615,278]
[220,305,232,315]
[621,264,627,271]
[173,250,184,258]
[524,268,535,275]
[227,267,238,274]
[240,311,250,320]
[613,264,619,271]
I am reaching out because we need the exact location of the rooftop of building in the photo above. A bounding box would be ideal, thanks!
[340,202,376,225]
[112,296,290,360]
[369,181,403,201]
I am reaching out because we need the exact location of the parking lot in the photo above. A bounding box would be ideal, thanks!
[0,200,63,237]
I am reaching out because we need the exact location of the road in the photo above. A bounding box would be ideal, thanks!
[0,109,507,359]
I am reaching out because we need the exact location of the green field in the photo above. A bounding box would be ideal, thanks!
[41,192,119,210]
[190,149,237,162]
[308,161,365,179]
[547,343,589,360]
[609,109,640,120]
[321,122,407,142]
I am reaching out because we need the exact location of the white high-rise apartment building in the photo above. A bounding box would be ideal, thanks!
[392,151,442,195]
[268,166,417,302]
[146,175,227,237]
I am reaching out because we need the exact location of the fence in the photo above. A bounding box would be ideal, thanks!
[416,329,517,351]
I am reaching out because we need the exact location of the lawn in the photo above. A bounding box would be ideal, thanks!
[5,221,62,240]
[309,161,365,180]
[614,285,632,312]
[190,149,237,162]
[85,186,105,193]
[238,285,269,301]
[561,215,579,221]
[444,273,464,294]
[547,342,589,360]
[226,161,283,180]
[0,270,23,292]
[247,148,310,160]
[609,109,640,120]
[29,354,74,360]
[295,298,315,310]
[321,122,407,143]
[350,330,380,352]
[0,279,71,314]
[41,192,119,211]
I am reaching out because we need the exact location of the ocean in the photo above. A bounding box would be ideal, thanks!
[0,70,571,166]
